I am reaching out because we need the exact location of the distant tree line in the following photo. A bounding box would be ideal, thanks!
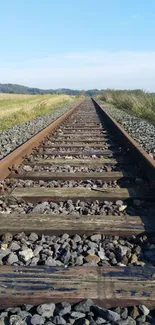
[0,83,103,96]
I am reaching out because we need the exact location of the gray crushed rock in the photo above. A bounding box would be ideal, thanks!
[6,179,125,189]
[0,300,154,324]
[0,231,155,267]
[18,164,119,173]
[1,198,155,216]
[102,106,155,159]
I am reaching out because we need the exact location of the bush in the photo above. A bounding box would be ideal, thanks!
[99,89,155,123]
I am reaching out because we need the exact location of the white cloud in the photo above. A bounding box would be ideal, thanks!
[0,51,155,91]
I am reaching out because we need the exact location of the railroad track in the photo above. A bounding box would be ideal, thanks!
[0,98,155,312]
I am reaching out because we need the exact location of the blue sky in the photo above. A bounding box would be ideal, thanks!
[0,0,155,90]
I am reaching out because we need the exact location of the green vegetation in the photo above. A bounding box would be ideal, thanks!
[0,83,103,96]
[99,89,155,123]
[0,83,79,95]
[0,94,76,131]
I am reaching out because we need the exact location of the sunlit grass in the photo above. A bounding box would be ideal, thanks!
[0,94,75,131]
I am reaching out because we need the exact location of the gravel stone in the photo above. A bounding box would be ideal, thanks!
[136,314,146,323]
[103,105,155,159]
[7,307,21,313]
[139,304,150,315]
[10,315,26,325]
[116,200,124,207]
[85,254,100,264]
[0,302,153,324]
[29,233,39,242]
[31,314,45,325]
[2,232,13,242]
[27,164,119,173]
[73,299,94,313]
[33,245,43,256]
[45,257,57,266]
[18,311,31,320]
[71,311,86,319]
[118,245,130,257]
[9,241,21,251]
[75,255,84,265]
[25,305,34,311]
[12,179,123,190]
[19,248,34,262]
[31,202,49,214]
[91,305,120,322]
[90,235,101,242]
[0,248,11,262]
[119,205,127,212]
[7,252,18,264]
[130,305,140,319]
[73,234,82,243]
[23,165,33,172]
[30,256,40,265]
[36,303,55,318]
[55,302,71,316]
[2,197,155,218]
[98,248,108,260]
[0,232,155,267]
[0,312,8,319]
[121,308,128,320]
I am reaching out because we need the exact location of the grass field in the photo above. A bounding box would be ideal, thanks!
[98,90,155,124]
[0,94,76,131]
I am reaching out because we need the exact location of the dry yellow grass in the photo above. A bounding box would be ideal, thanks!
[0,94,75,131]
[0,93,34,100]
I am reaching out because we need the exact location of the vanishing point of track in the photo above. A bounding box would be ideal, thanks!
[0,98,155,309]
